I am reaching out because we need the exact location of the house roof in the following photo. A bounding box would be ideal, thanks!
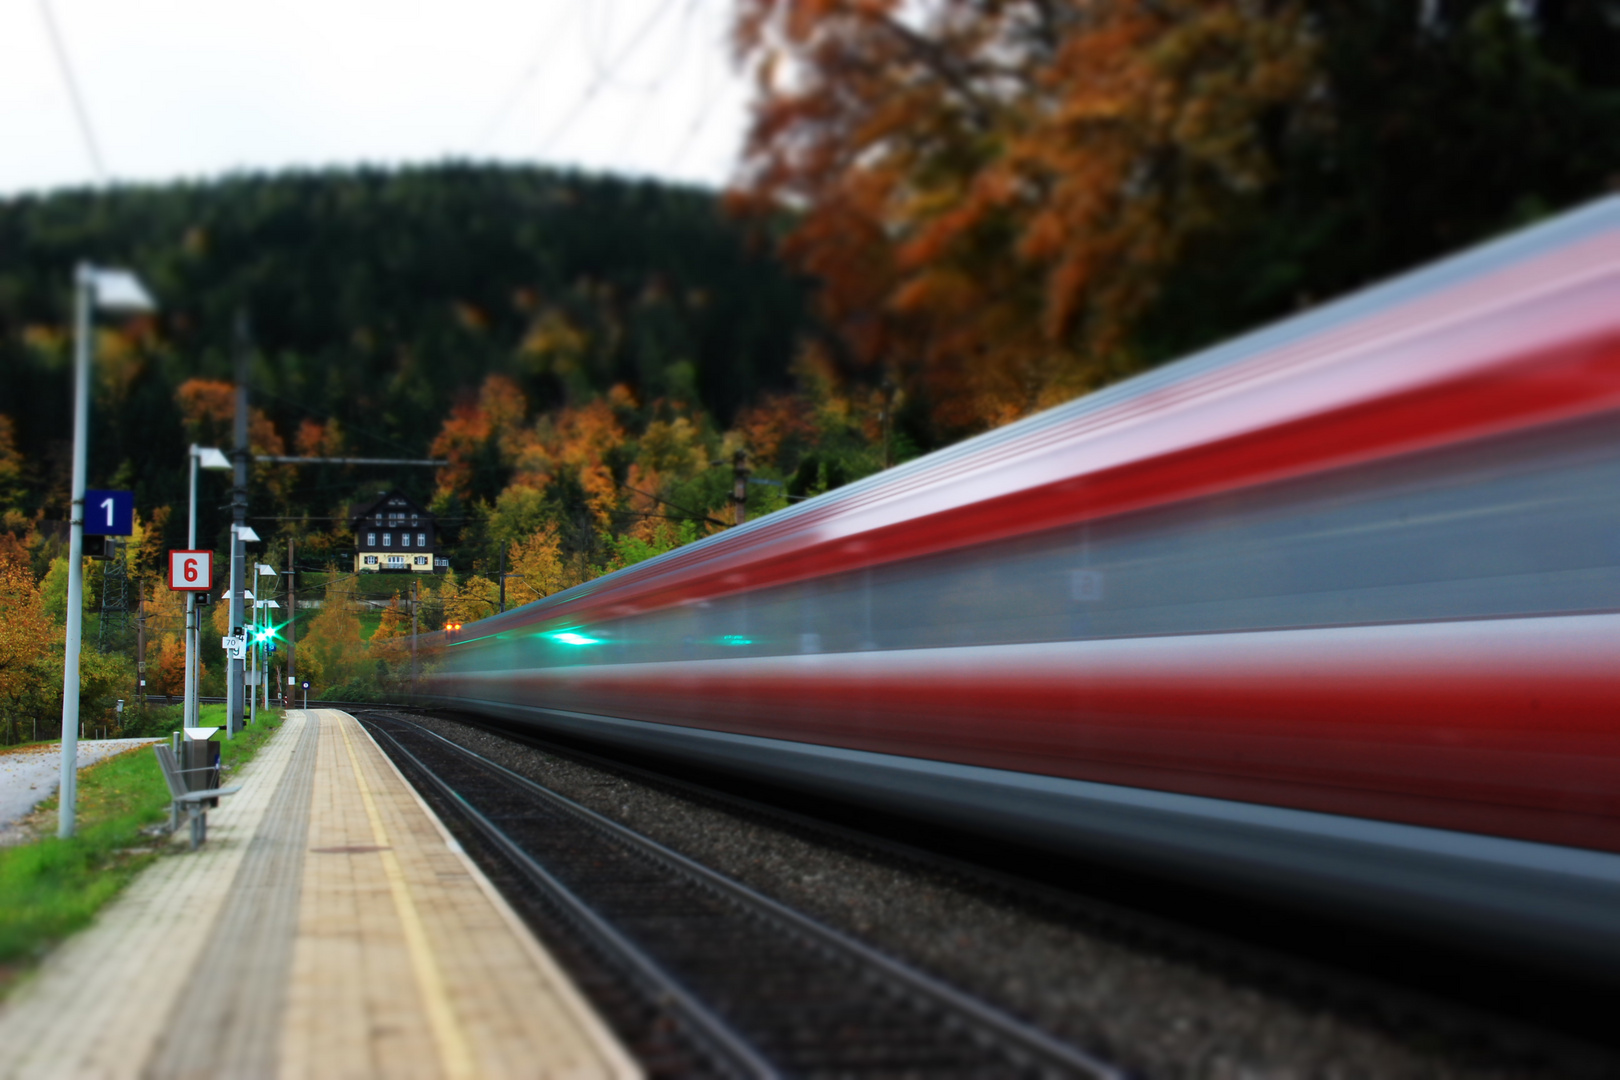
[348,490,431,527]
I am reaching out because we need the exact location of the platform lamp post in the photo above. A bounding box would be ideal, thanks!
[185,445,231,731]
[256,596,280,715]
[252,564,277,725]
[260,597,280,715]
[58,265,155,840]
[226,524,260,738]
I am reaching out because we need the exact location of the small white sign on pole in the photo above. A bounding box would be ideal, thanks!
[168,549,213,592]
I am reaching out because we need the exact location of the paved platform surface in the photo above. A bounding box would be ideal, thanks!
[0,709,639,1080]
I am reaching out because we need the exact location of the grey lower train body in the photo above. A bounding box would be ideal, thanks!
[416,694,1620,981]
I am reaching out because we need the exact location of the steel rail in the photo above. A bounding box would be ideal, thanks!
[362,710,1122,1078]
[362,718,776,1079]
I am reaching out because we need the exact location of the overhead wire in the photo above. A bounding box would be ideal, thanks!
[472,2,582,154]
[583,0,616,81]
[538,0,680,157]
[666,1,726,173]
[36,0,107,182]
[612,0,703,158]
[604,0,701,97]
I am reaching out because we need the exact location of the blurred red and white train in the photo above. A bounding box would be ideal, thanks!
[425,197,1620,973]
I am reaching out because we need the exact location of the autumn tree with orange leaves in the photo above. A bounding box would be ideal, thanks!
[733,0,1315,434]
[0,542,57,742]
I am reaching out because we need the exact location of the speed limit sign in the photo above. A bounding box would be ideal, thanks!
[168,549,213,592]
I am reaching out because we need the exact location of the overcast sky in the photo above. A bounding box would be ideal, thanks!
[0,0,754,198]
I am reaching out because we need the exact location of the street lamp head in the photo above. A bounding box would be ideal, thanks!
[193,446,231,470]
[84,267,156,315]
[235,525,261,543]
[255,563,277,576]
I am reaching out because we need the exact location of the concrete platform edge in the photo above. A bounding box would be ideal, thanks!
[347,710,640,1079]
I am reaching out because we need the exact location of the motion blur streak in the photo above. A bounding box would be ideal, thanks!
[424,195,1620,974]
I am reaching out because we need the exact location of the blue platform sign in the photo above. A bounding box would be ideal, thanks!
[84,490,134,536]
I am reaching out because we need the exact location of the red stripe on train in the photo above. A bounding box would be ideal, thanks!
[434,615,1620,853]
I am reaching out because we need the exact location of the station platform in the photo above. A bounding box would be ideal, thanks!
[0,709,639,1080]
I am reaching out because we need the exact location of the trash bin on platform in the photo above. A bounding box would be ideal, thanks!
[181,727,221,808]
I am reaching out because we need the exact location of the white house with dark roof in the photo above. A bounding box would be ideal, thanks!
[350,490,448,574]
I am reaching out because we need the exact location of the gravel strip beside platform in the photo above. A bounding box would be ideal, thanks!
[403,711,1615,1080]
[0,740,162,844]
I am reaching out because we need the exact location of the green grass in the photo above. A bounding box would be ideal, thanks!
[0,705,290,986]
[140,702,285,773]
[0,746,170,971]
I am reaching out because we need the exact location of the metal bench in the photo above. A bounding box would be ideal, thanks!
[153,743,242,850]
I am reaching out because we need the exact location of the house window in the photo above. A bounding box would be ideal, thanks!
[415,556,427,566]
[364,556,377,565]
[401,533,411,548]
[388,555,404,566]
[411,514,418,525]
[367,532,376,546]
[383,533,391,547]
[417,532,426,547]
[375,513,382,523]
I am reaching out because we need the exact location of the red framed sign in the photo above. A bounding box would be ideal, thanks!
[167,549,213,592]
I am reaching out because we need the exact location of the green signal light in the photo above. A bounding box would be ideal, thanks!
[550,631,602,646]
[719,635,753,646]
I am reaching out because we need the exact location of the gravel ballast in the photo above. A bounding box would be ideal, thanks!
[398,711,1612,1080]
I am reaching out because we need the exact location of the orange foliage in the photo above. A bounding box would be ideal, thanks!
[370,593,410,665]
[430,374,529,500]
[295,418,347,458]
[431,376,640,535]
[175,378,234,433]
[505,524,592,604]
[734,393,817,471]
[151,633,191,698]
[175,378,287,456]
[521,396,630,528]
[0,415,25,522]
[0,544,58,736]
[733,0,1315,433]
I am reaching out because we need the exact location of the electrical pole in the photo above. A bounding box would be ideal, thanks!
[135,587,146,709]
[410,578,419,686]
[731,449,750,526]
[498,547,506,613]
[227,313,249,738]
[879,378,896,471]
[285,536,296,701]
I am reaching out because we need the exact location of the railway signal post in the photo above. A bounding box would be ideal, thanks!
[168,549,214,731]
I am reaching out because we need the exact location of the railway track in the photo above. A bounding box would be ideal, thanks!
[356,709,1123,1079]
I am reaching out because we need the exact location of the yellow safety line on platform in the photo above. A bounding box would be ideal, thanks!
[336,714,478,1080]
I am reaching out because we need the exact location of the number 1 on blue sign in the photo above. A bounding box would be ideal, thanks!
[84,490,133,536]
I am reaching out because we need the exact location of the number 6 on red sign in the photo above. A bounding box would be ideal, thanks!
[168,549,213,592]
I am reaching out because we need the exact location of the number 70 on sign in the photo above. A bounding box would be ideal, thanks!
[167,549,213,592]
